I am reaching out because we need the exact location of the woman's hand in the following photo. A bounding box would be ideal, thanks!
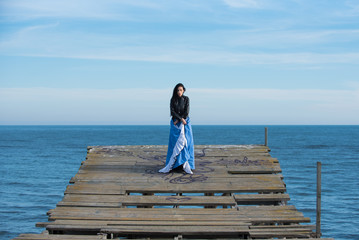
[181,118,187,125]
[173,120,178,125]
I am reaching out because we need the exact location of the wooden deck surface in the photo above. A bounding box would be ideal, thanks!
[13,145,334,240]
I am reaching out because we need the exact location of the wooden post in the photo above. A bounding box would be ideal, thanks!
[316,161,322,238]
[265,127,268,146]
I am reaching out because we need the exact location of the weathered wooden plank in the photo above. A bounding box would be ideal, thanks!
[48,208,245,218]
[58,195,236,207]
[44,225,249,235]
[47,210,310,223]
[65,185,286,195]
[12,234,105,240]
[253,239,334,240]
[95,238,333,240]
[100,225,250,235]
[48,215,257,222]
[65,173,286,194]
[49,204,297,212]
[85,146,271,163]
[234,193,290,205]
[249,227,313,232]
[70,174,284,184]
[77,162,281,171]
[107,239,333,240]
[47,206,310,223]
[249,230,312,238]
[88,145,269,151]
[80,156,279,166]
[86,145,271,160]
[47,207,246,216]
[249,224,316,231]
[82,156,276,165]
[71,172,283,180]
[69,176,285,188]
[83,154,277,161]
[37,219,251,228]
[227,166,282,174]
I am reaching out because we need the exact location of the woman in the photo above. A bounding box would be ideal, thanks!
[159,83,195,174]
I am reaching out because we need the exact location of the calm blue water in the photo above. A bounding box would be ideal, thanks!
[0,125,358,240]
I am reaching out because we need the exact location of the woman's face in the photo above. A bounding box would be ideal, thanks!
[177,86,184,97]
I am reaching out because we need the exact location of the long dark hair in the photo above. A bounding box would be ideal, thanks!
[171,83,186,101]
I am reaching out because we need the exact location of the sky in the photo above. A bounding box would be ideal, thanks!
[0,0,358,125]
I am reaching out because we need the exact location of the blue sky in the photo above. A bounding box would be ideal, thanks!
[0,0,358,124]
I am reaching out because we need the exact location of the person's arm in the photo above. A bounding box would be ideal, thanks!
[184,96,190,119]
[170,99,182,123]
[180,97,189,125]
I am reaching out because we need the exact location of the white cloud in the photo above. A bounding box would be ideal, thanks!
[224,29,359,47]
[2,1,359,67]
[1,88,358,125]
[2,22,359,66]
[8,50,359,66]
[0,88,171,124]
[0,0,164,20]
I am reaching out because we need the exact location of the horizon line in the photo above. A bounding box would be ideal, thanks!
[1,124,358,126]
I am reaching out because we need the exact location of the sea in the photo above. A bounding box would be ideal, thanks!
[0,125,358,240]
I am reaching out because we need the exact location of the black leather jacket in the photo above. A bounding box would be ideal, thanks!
[170,96,190,122]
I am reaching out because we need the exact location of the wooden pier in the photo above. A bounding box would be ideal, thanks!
[13,145,333,240]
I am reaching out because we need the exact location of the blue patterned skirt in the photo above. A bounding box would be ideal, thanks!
[159,117,195,173]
